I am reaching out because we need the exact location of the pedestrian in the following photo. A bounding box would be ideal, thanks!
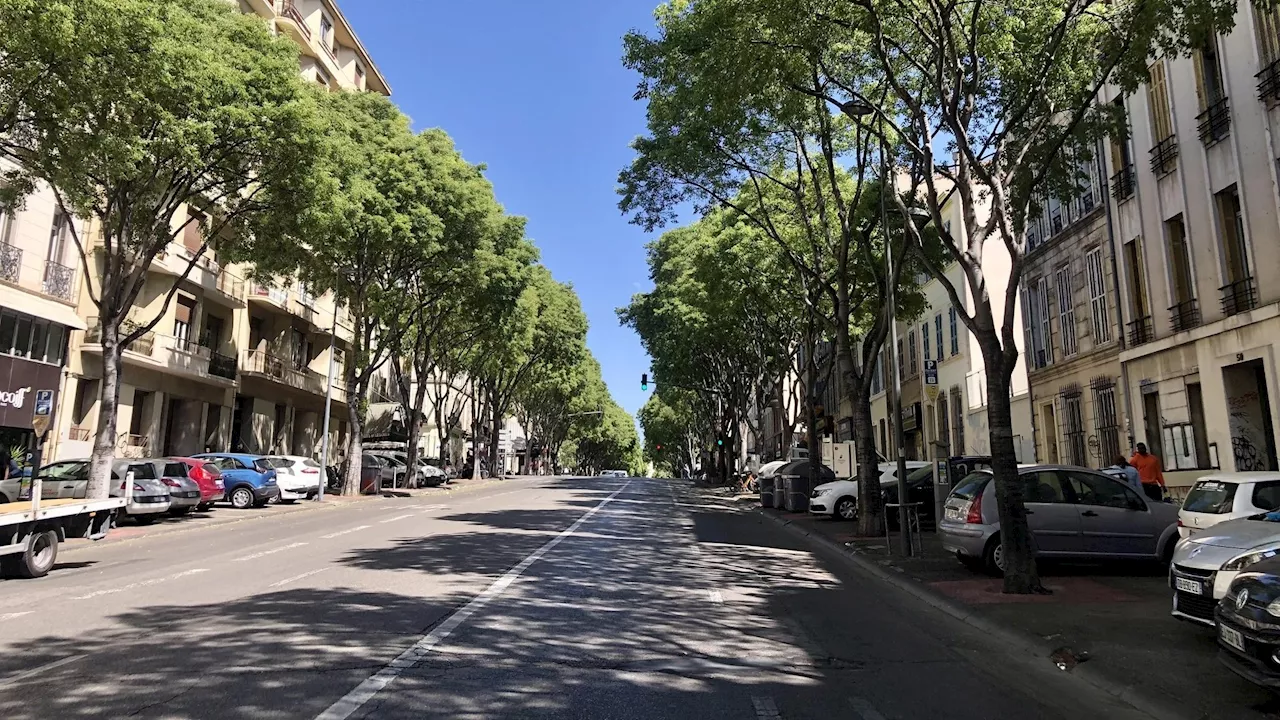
[1107,455,1142,494]
[1129,442,1166,502]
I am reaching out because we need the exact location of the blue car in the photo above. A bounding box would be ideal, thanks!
[192,453,279,509]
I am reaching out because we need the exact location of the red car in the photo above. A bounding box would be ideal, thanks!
[167,457,226,510]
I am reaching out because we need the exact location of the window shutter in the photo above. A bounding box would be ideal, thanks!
[184,210,204,253]
[1192,49,1207,111]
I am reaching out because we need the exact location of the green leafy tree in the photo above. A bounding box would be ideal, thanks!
[516,351,610,474]
[0,0,319,497]
[638,388,705,477]
[564,401,643,475]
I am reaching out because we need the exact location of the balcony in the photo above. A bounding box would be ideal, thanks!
[1149,136,1178,176]
[1257,59,1280,106]
[241,349,326,396]
[42,260,76,302]
[0,243,21,284]
[1196,97,1231,146]
[1221,277,1258,317]
[117,433,150,459]
[68,425,92,442]
[275,0,313,46]
[249,281,289,308]
[1170,298,1201,333]
[83,318,238,384]
[209,351,238,381]
[1127,315,1153,346]
[1110,165,1135,202]
[214,268,246,304]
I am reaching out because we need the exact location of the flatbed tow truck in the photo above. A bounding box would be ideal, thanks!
[0,479,124,578]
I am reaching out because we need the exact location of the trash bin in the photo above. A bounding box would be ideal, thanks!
[782,474,811,512]
[760,475,775,507]
[774,477,789,508]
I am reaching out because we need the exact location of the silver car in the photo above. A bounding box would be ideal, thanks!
[142,458,203,516]
[33,459,172,523]
[939,464,1180,574]
[1168,513,1280,625]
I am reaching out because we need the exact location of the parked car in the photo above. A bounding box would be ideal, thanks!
[1169,512,1280,625]
[599,470,627,478]
[165,457,225,510]
[262,456,324,502]
[34,459,172,524]
[367,450,448,487]
[1214,554,1280,690]
[362,453,397,488]
[192,453,279,509]
[141,459,203,516]
[1178,473,1280,538]
[939,464,1180,575]
[809,462,931,521]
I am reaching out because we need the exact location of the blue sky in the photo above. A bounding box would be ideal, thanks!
[344,0,659,424]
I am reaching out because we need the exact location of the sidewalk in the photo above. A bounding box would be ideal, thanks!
[760,504,1280,720]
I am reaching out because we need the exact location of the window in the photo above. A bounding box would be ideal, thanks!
[1022,470,1068,504]
[1146,60,1173,142]
[1063,393,1087,466]
[28,320,46,362]
[1065,470,1143,510]
[1186,383,1211,469]
[316,66,331,87]
[937,391,950,452]
[0,199,15,246]
[922,322,930,361]
[1167,215,1195,306]
[47,208,70,267]
[870,351,884,395]
[174,297,196,346]
[1055,264,1077,357]
[897,338,905,378]
[183,209,204,253]
[1094,382,1120,466]
[878,418,887,456]
[949,307,959,355]
[1124,237,1150,319]
[1256,3,1280,67]
[1254,481,1280,512]
[950,387,964,454]
[1026,277,1053,369]
[907,329,918,375]
[1109,97,1133,173]
[1084,247,1112,344]
[320,14,334,51]
[290,328,308,370]
[934,314,943,363]
[1216,186,1249,285]
[1193,38,1226,109]
[12,315,31,358]
[355,63,366,90]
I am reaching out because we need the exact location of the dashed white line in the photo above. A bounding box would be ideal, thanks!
[233,542,308,562]
[72,568,209,600]
[321,525,370,539]
[315,481,632,720]
[848,697,887,720]
[270,568,329,588]
[0,654,87,688]
[380,514,416,524]
[0,611,33,621]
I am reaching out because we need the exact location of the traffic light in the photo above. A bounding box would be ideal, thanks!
[641,373,649,391]
[716,436,724,447]
[655,443,663,451]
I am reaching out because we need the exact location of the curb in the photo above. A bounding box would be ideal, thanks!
[760,509,1200,720]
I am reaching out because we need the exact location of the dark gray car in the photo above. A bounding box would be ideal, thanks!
[141,459,203,516]
[939,464,1181,574]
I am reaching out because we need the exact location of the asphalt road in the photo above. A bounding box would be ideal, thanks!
[0,477,1157,719]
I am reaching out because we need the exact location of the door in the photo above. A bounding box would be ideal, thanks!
[1063,469,1155,556]
[1042,405,1060,463]
[38,461,87,499]
[1020,470,1082,554]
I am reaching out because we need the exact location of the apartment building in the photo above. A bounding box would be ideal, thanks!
[48,0,389,463]
[1021,158,1131,471]
[870,192,1036,463]
[1100,1,1280,483]
[0,164,87,463]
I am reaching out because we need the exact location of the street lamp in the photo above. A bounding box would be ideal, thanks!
[840,99,876,117]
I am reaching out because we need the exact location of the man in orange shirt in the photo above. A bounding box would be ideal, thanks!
[1129,443,1166,501]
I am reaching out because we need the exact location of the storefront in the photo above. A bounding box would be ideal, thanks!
[0,352,64,467]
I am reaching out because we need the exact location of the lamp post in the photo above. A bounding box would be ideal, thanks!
[316,302,339,501]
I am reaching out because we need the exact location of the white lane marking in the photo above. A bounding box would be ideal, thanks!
[752,696,782,719]
[234,542,308,562]
[418,504,448,511]
[316,480,632,720]
[0,611,33,621]
[707,589,723,604]
[380,514,416,524]
[848,697,887,720]
[270,568,328,588]
[322,525,370,539]
[72,568,209,600]
[0,654,87,688]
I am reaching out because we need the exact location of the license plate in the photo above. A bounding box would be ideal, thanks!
[1221,625,1246,652]
[1174,577,1204,595]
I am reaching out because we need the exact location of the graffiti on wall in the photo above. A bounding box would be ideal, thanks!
[1227,388,1269,472]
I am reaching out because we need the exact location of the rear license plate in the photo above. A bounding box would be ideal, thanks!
[1174,577,1204,595]
[1221,625,1246,652]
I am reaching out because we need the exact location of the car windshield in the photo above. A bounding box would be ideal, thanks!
[201,463,221,477]
[38,462,87,480]
[264,458,293,468]
[1183,480,1238,514]
[951,471,991,500]
[128,464,157,480]
[906,466,935,483]
[252,459,273,473]
[163,462,188,478]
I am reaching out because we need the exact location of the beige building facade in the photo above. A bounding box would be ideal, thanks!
[1099,0,1280,486]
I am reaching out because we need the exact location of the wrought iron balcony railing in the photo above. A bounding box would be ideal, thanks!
[1170,298,1201,333]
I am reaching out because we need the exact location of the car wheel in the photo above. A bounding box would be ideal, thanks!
[982,535,1005,576]
[133,515,156,526]
[0,492,10,504]
[230,487,254,509]
[9,530,59,579]
[834,497,857,521]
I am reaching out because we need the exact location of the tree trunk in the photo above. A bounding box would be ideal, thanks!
[852,387,883,536]
[341,360,363,496]
[980,337,1042,594]
[87,321,123,500]
[402,378,428,487]
[488,401,502,477]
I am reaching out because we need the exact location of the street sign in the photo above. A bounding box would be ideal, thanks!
[31,389,53,437]
[926,385,940,401]
[923,359,938,386]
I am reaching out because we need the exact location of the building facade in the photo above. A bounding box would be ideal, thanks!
[47,0,388,464]
[1100,0,1280,485]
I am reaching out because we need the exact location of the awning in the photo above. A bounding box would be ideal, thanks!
[0,284,87,330]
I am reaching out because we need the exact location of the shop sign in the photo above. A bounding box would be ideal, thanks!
[0,356,61,430]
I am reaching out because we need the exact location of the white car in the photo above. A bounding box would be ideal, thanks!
[599,470,628,478]
[1169,513,1280,625]
[368,451,447,487]
[1178,472,1280,538]
[262,456,324,502]
[809,462,932,520]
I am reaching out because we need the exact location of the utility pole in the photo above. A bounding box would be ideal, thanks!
[317,302,339,501]
[882,141,912,557]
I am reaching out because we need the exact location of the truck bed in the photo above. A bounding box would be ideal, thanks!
[0,496,127,526]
